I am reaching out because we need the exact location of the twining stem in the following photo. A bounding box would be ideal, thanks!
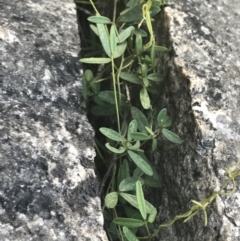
[113,0,117,23]
[89,0,100,15]
[138,161,240,240]
[111,57,121,133]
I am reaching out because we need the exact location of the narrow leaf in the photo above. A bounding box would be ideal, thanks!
[106,143,126,154]
[162,128,182,144]
[136,180,146,220]
[113,41,127,59]
[100,127,126,142]
[154,45,168,52]
[119,193,156,214]
[123,227,139,241]
[88,16,112,24]
[147,73,163,82]
[113,218,144,228]
[120,72,142,85]
[118,26,135,43]
[97,23,111,57]
[105,192,118,208]
[128,140,141,151]
[127,150,153,176]
[110,25,117,55]
[157,108,172,128]
[131,132,151,141]
[145,126,154,136]
[140,87,151,109]
[143,175,162,188]
[98,91,127,105]
[131,107,148,134]
[91,104,116,116]
[80,57,111,64]
[134,28,147,37]
[127,120,138,141]
[133,168,144,178]
[135,34,142,55]
[152,139,157,151]
[148,208,157,223]
[84,69,93,82]
[118,159,130,187]
[119,177,138,192]
[90,24,99,36]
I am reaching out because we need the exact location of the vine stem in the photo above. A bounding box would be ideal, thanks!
[111,57,121,133]
[89,0,100,15]
[113,0,117,23]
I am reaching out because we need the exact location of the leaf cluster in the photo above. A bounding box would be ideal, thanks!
[78,0,183,240]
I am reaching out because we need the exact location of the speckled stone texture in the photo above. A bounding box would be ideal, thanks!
[153,0,240,240]
[0,0,107,240]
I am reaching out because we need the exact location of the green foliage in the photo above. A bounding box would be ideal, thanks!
[77,0,185,240]
[76,0,240,240]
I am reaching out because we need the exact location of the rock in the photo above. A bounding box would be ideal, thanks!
[0,0,107,240]
[153,0,240,240]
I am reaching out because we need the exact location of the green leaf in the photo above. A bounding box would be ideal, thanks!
[143,175,162,188]
[151,139,157,151]
[118,159,130,187]
[135,34,142,55]
[122,56,134,69]
[123,227,139,241]
[154,45,168,52]
[80,57,111,64]
[127,150,153,176]
[105,192,118,208]
[106,143,126,154]
[118,26,135,43]
[91,104,116,116]
[119,193,156,214]
[84,69,93,82]
[97,23,111,57]
[142,77,149,87]
[88,15,112,24]
[131,107,148,134]
[136,180,146,220]
[162,128,182,144]
[145,126,154,136]
[140,87,151,109]
[127,140,141,151]
[98,91,127,105]
[100,127,126,142]
[134,28,147,37]
[120,72,142,85]
[148,208,157,223]
[113,41,127,59]
[127,120,138,141]
[150,44,155,66]
[82,75,88,101]
[133,167,144,178]
[150,6,161,17]
[131,132,151,141]
[119,177,139,192]
[140,64,148,78]
[157,108,172,128]
[90,24,99,36]
[110,25,117,55]
[118,6,143,23]
[126,0,139,7]
[147,73,163,82]
[113,218,144,228]
[124,206,142,220]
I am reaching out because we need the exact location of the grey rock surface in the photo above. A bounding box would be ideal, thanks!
[0,0,107,240]
[154,0,240,240]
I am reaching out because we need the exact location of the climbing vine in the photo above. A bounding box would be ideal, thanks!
[75,0,240,240]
